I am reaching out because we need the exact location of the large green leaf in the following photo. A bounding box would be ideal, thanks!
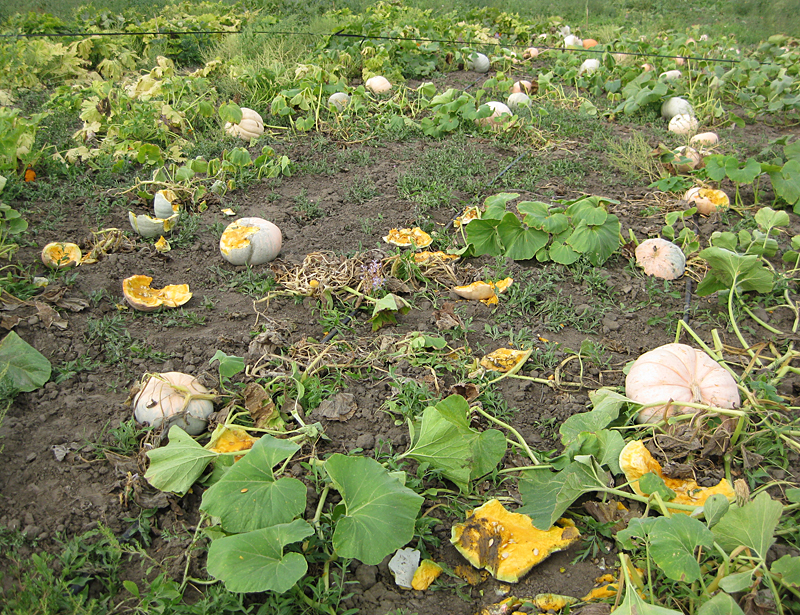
[400,395,506,491]
[200,435,305,533]
[771,555,800,588]
[549,241,580,265]
[145,426,217,495]
[518,458,608,529]
[465,218,503,256]
[0,331,51,393]
[696,592,745,615]
[769,158,800,206]
[566,214,620,266]
[712,492,783,559]
[696,247,774,296]
[326,454,423,564]
[649,514,714,582]
[483,192,519,219]
[206,519,313,593]
[517,200,550,228]
[496,212,548,261]
[559,388,626,443]
[725,157,761,185]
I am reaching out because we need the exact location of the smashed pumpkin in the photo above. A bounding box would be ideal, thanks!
[122,275,191,311]
[450,499,580,583]
[383,227,432,248]
[480,348,529,373]
[206,425,259,459]
[619,440,735,511]
[411,560,443,590]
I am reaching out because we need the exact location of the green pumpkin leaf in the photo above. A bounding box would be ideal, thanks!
[697,247,774,295]
[496,212,548,260]
[549,241,580,265]
[566,213,621,266]
[639,472,677,501]
[702,493,730,527]
[145,426,217,495]
[0,331,51,393]
[483,192,519,219]
[465,218,503,256]
[712,492,783,560]
[771,555,800,588]
[326,454,423,564]
[200,435,305,532]
[649,514,714,582]
[696,592,745,615]
[517,200,550,228]
[725,157,761,185]
[206,519,313,593]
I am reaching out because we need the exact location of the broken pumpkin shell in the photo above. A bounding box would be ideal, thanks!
[122,275,192,311]
[41,242,82,269]
[382,227,432,248]
[625,342,740,424]
[129,211,179,238]
[480,348,529,373]
[451,499,580,583]
[205,424,259,457]
[153,189,180,219]
[414,251,459,265]
[533,594,578,611]
[454,205,481,227]
[133,371,214,435]
[411,560,443,590]
[365,76,392,94]
[454,281,495,300]
[634,238,685,280]
[219,217,282,266]
[684,187,730,215]
[619,440,736,510]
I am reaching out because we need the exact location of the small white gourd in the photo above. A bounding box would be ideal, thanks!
[661,97,694,120]
[467,52,491,73]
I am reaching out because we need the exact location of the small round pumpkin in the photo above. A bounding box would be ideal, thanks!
[641,63,655,72]
[685,187,730,216]
[522,47,539,59]
[328,92,350,111]
[660,69,682,81]
[41,242,82,269]
[635,238,685,280]
[507,92,531,109]
[690,132,719,148]
[467,52,491,73]
[122,275,192,311]
[475,101,511,129]
[365,76,392,94]
[563,35,583,47]
[579,58,600,75]
[661,97,693,120]
[668,113,698,136]
[219,217,282,266]
[153,189,180,219]
[224,107,264,140]
[670,146,702,173]
[133,372,214,435]
[582,39,599,49]
[626,343,740,424]
[511,80,533,94]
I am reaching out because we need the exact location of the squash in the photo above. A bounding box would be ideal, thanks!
[684,187,730,215]
[365,76,392,94]
[619,440,736,511]
[480,347,528,372]
[563,35,583,47]
[511,80,533,94]
[661,97,693,120]
[454,281,496,300]
[668,113,698,135]
[660,69,682,81]
[122,275,192,311]
[670,146,702,173]
[522,47,539,59]
[507,92,531,109]
[133,372,214,435]
[635,238,685,280]
[219,217,282,266]
[129,211,179,238]
[475,101,511,129]
[690,132,719,148]
[328,92,350,111]
[41,242,81,269]
[382,227,432,248]
[467,52,491,73]
[411,559,443,590]
[153,189,180,219]
[451,499,580,583]
[582,39,599,49]
[224,107,264,140]
[579,58,600,75]
[625,343,740,424]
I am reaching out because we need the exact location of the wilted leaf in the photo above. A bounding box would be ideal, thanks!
[145,426,217,495]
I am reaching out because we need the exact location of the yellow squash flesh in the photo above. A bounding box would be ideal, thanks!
[383,227,433,248]
[451,499,580,583]
[122,275,192,311]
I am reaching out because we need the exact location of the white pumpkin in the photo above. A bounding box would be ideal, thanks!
[467,52,491,73]
[690,132,719,148]
[220,217,282,266]
[671,146,702,173]
[579,58,600,75]
[129,211,179,238]
[133,372,214,435]
[507,92,531,109]
[660,69,682,81]
[626,343,740,424]
[224,107,264,140]
[153,189,180,219]
[511,80,533,94]
[563,35,583,47]
[365,76,392,94]
[661,97,693,120]
[475,101,512,129]
[668,113,698,135]
[522,47,539,59]
[328,92,350,111]
[635,238,685,280]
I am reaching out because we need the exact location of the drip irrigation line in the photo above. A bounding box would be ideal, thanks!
[0,27,754,64]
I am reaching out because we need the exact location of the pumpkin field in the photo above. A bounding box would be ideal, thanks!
[1,1,800,613]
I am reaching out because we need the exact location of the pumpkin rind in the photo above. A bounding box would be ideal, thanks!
[450,499,580,583]
[685,187,730,215]
[129,211,179,238]
[219,217,282,266]
[41,242,82,269]
[153,189,180,219]
[625,343,740,424]
[382,227,432,248]
[224,107,264,140]
[133,372,214,435]
[619,440,736,510]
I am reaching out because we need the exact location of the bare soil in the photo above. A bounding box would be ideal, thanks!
[2,81,799,613]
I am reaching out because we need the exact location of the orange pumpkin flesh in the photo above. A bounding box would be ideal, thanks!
[383,227,433,248]
[411,560,443,590]
[206,425,259,460]
[414,251,459,265]
[122,275,192,311]
[451,499,580,583]
[41,242,82,269]
[480,348,528,373]
[619,440,735,511]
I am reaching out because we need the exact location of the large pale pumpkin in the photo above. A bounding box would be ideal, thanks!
[224,107,264,140]
[219,217,282,266]
[133,372,214,435]
[626,343,739,424]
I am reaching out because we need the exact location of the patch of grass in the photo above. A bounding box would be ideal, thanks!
[54,353,97,384]
[293,189,325,220]
[345,176,379,204]
[210,264,277,298]
[606,131,662,183]
[85,313,173,364]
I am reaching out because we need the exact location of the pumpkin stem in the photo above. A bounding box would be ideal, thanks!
[690,381,703,404]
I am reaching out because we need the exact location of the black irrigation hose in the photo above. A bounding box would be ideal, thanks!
[0,28,754,64]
